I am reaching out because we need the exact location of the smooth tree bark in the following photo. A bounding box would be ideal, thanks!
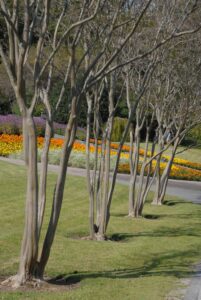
[0,0,124,284]
[85,80,105,239]
[1,0,201,286]
[152,47,201,205]
[133,113,155,217]
[0,0,160,282]
[128,109,146,217]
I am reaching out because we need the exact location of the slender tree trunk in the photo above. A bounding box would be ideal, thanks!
[152,153,162,205]
[128,126,140,217]
[128,124,135,217]
[97,74,115,240]
[94,136,100,227]
[134,127,150,217]
[157,137,180,204]
[98,135,111,239]
[152,132,164,205]
[38,96,77,277]
[86,94,95,239]
[17,115,39,285]
[38,121,53,238]
[140,139,157,204]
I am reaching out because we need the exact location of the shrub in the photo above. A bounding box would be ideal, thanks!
[185,124,201,146]
[0,114,66,136]
[111,117,129,142]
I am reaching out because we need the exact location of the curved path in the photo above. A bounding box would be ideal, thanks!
[0,157,201,299]
[0,156,201,203]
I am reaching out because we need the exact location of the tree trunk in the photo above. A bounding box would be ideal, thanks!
[38,96,77,277]
[86,93,95,239]
[98,136,111,239]
[134,126,150,217]
[128,126,140,217]
[96,74,115,240]
[157,137,180,204]
[152,154,162,205]
[38,121,53,238]
[17,116,39,285]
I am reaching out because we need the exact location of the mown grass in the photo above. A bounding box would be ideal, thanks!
[140,142,201,164]
[1,160,201,300]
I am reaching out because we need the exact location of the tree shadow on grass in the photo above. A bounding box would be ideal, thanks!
[109,223,201,241]
[48,249,198,286]
[143,214,160,219]
[163,200,188,206]
[111,212,128,217]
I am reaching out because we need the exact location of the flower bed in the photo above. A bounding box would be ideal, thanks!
[0,134,23,156]
[0,134,121,157]
[117,160,201,181]
[90,139,201,172]
[0,134,201,181]
[164,156,201,171]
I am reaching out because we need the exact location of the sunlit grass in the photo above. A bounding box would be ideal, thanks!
[140,142,201,164]
[1,160,201,299]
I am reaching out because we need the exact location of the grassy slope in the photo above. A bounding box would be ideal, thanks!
[140,142,201,164]
[174,146,201,163]
[1,161,201,299]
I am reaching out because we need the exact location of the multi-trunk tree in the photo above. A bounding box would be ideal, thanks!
[1,0,147,286]
[0,0,201,287]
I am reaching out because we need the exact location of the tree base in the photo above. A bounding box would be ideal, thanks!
[1,274,42,288]
[95,233,107,241]
[127,212,135,218]
[151,200,162,206]
[1,274,79,292]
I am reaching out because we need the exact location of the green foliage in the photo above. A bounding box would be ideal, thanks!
[0,98,12,115]
[116,98,128,119]
[111,117,129,142]
[186,124,201,146]
[11,102,20,116]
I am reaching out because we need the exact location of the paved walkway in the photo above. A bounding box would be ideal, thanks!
[183,263,201,300]
[0,156,201,299]
[1,157,200,203]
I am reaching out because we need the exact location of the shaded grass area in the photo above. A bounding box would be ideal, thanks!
[1,160,201,299]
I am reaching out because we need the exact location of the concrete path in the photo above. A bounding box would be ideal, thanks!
[0,156,201,299]
[183,264,201,300]
[1,157,200,203]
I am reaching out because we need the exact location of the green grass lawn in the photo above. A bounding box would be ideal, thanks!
[1,160,201,300]
[140,142,201,164]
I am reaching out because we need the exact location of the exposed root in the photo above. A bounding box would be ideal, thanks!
[127,212,135,218]
[1,274,43,289]
[1,275,21,288]
[95,233,107,241]
[151,200,162,205]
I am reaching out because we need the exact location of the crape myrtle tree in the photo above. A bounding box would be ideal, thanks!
[85,0,201,238]
[127,46,201,217]
[0,0,201,286]
[123,1,201,218]
[152,48,201,205]
[0,0,156,286]
[124,59,157,217]
[0,0,104,286]
[84,0,159,240]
